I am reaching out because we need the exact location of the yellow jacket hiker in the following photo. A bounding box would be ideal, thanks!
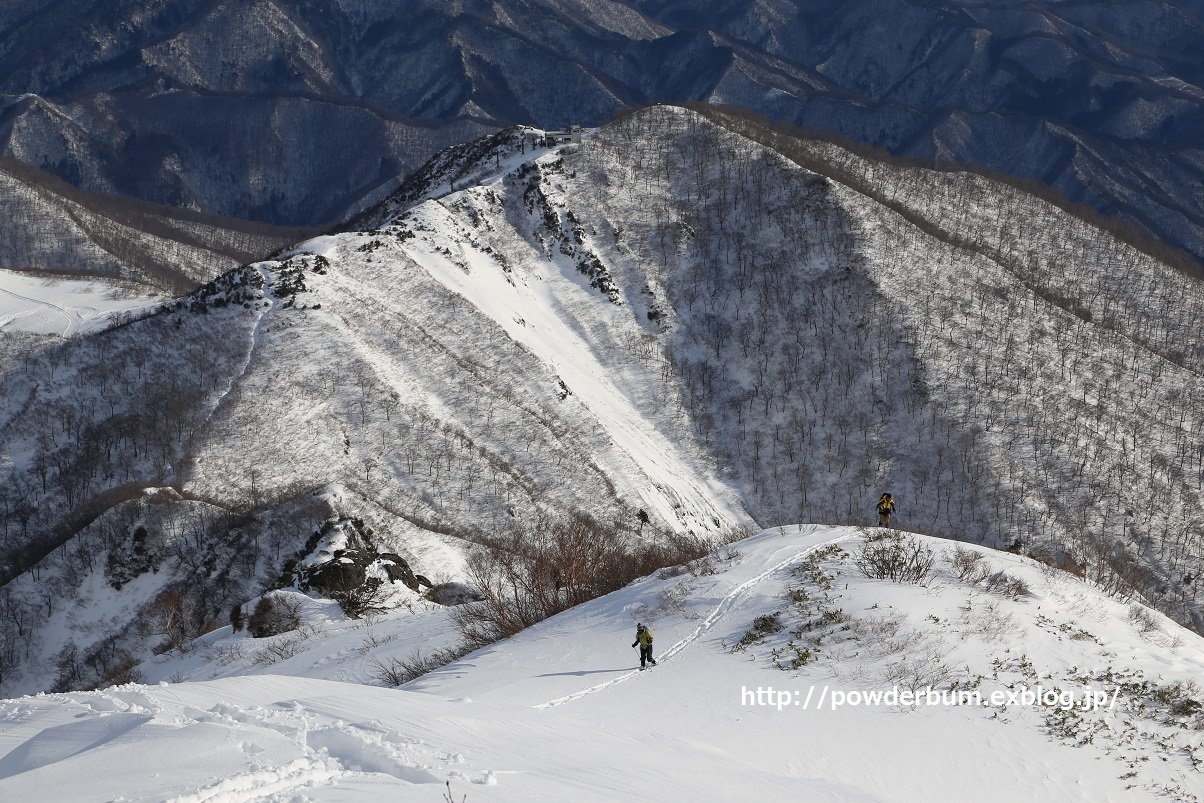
[632,623,657,669]
[877,493,895,526]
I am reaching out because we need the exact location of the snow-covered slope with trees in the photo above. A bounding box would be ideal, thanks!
[0,107,1201,699]
[0,157,317,293]
[1,527,1202,801]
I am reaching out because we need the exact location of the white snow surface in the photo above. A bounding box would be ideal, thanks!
[5,107,1204,697]
[0,269,162,336]
[3,108,1204,799]
[3,526,1202,801]
[404,188,746,533]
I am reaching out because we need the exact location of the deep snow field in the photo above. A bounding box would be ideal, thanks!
[1,526,1202,801]
[0,269,162,336]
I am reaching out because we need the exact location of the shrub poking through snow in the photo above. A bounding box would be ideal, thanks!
[247,592,302,638]
[328,576,391,620]
[736,613,784,650]
[371,644,472,687]
[1128,603,1163,639]
[948,544,987,581]
[451,512,719,649]
[982,570,1030,600]
[946,545,1030,599]
[736,544,853,670]
[1152,680,1204,718]
[249,630,311,666]
[855,532,934,584]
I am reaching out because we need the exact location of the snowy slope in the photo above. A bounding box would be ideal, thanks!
[2,527,1202,801]
[0,269,162,336]
[2,106,1203,700]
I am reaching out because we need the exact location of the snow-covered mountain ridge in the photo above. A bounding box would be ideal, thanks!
[2,0,1203,266]
[0,106,1201,699]
[1,527,1202,801]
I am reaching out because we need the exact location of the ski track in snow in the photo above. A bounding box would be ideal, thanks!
[166,758,341,803]
[0,271,163,337]
[4,527,1204,801]
[534,532,854,709]
[0,282,73,335]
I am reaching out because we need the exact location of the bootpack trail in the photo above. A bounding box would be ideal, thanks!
[534,530,856,709]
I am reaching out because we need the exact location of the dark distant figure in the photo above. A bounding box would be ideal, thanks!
[877,493,895,527]
[632,623,657,669]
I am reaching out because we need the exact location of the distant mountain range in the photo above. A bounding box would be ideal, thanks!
[2,0,1202,264]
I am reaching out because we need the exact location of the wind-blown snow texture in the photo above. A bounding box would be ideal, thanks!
[1,0,1203,264]
[0,108,1201,698]
[1,527,1202,801]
